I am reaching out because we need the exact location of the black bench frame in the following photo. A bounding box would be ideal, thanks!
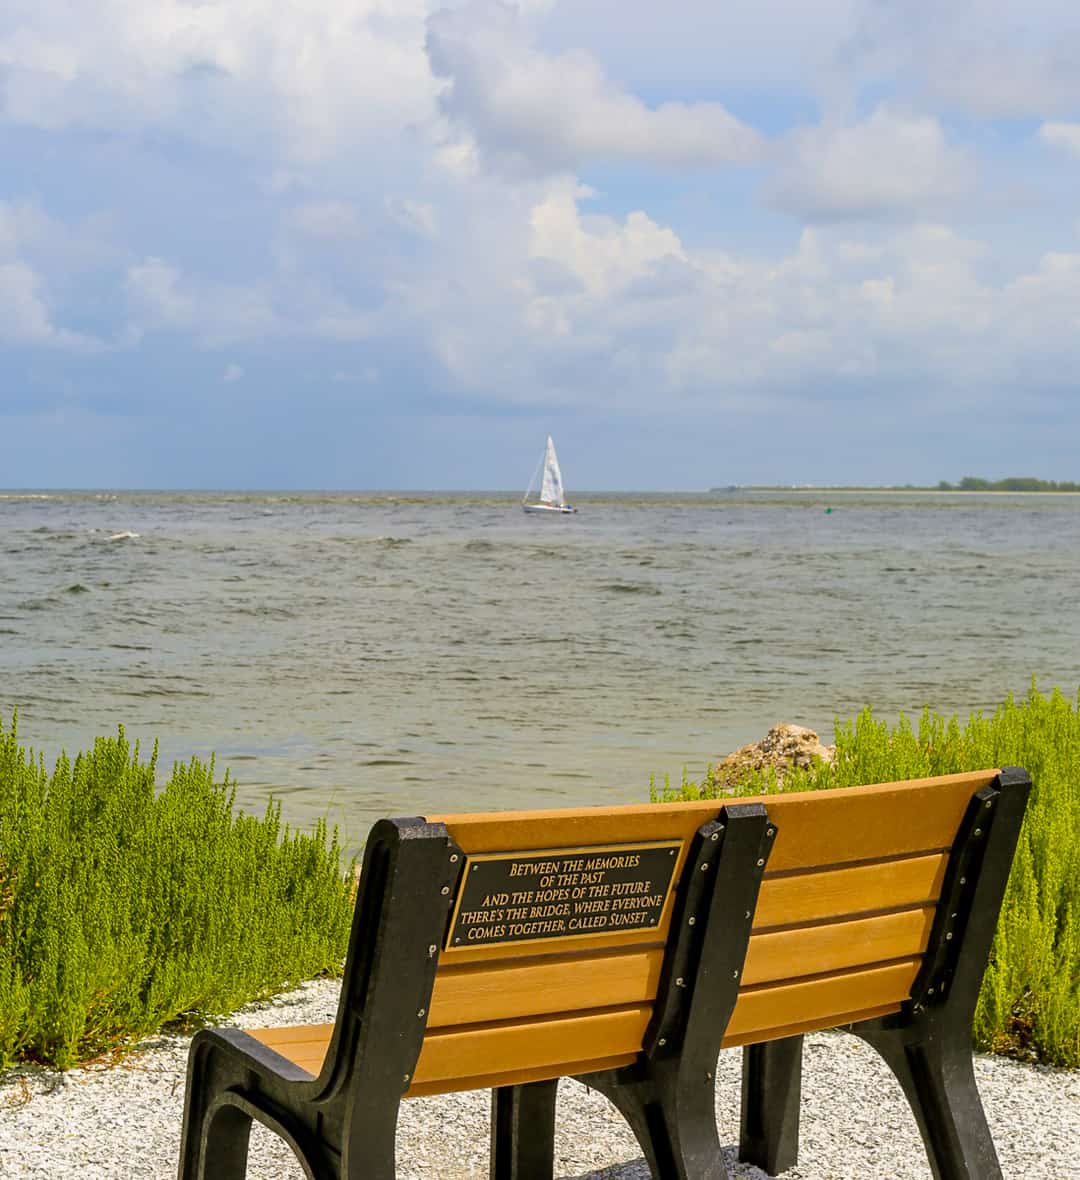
[177,767,1030,1180]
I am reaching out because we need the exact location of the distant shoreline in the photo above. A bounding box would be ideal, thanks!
[710,486,1080,495]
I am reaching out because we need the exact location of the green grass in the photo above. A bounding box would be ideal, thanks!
[0,716,356,1070]
[652,682,1080,1067]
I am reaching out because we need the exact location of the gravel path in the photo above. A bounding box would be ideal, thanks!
[2,979,1078,1179]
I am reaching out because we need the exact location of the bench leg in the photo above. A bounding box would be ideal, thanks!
[491,1080,558,1180]
[852,1019,1002,1180]
[739,1036,802,1175]
[178,1042,254,1180]
[178,1030,337,1180]
[580,1063,730,1180]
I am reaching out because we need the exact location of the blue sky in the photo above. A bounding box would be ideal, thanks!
[2,0,1080,490]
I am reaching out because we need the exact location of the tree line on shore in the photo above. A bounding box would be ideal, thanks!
[937,477,1080,492]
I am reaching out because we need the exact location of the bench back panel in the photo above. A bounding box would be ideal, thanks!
[406,769,997,1093]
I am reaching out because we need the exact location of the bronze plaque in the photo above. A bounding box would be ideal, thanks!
[446,840,682,949]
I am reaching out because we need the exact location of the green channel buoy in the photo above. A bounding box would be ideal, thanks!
[825,506,833,514]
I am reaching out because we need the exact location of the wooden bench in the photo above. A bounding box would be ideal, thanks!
[177,766,1030,1180]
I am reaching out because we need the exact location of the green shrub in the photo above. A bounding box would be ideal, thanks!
[0,716,356,1069]
[651,682,1080,1067]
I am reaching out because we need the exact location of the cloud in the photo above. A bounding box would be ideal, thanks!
[289,202,366,241]
[0,0,438,159]
[0,261,101,351]
[769,108,975,221]
[1038,121,1080,158]
[426,2,764,175]
[125,258,279,346]
[222,363,244,383]
[385,197,437,239]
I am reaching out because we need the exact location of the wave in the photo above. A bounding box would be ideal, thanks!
[598,581,662,595]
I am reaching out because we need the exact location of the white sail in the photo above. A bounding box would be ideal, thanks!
[539,436,565,506]
[522,434,577,514]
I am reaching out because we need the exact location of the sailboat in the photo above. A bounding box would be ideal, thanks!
[522,436,577,515]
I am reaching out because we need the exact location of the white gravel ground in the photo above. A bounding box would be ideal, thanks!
[2,978,1078,1179]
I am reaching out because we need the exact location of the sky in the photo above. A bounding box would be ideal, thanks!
[2,0,1080,490]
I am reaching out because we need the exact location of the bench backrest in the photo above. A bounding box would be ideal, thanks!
[247,768,1027,1106]
[408,767,1006,1095]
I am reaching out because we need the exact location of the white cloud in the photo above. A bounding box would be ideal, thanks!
[222,364,244,383]
[770,108,975,221]
[0,261,101,351]
[426,2,763,175]
[385,197,437,239]
[0,0,438,159]
[125,258,279,346]
[1038,121,1080,158]
[290,202,366,241]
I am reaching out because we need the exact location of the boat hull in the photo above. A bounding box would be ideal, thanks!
[522,502,577,515]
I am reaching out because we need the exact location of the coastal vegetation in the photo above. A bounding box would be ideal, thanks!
[652,682,1080,1068]
[936,477,1080,492]
[717,476,1080,492]
[0,716,355,1069]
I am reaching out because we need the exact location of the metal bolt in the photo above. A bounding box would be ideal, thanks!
[440,885,450,895]
[946,932,953,940]
[675,977,685,988]
[706,1071,713,1081]
[928,987,935,995]
[756,858,765,867]
[766,828,775,837]
[985,800,993,809]
[472,864,478,872]
[745,910,752,920]
[732,969,739,979]
[959,876,967,885]
[710,831,719,841]
[701,862,710,871]
[450,853,459,863]
[417,1008,426,1018]
[428,944,438,956]
[403,1073,411,1084]
[688,916,696,925]
[974,828,982,837]
[658,1037,667,1047]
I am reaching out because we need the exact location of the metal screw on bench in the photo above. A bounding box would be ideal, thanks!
[417,1008,426,1018]
[710,832,719,841]
[440,885,449,894]
[701,862,709,871]
[675,977,685,988]
[449,853,459,862]
[428,944,437,956]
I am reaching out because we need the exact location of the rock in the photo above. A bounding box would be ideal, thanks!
[710,723,835,789]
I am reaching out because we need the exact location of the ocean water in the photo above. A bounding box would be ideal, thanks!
[3,489,1080,846]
